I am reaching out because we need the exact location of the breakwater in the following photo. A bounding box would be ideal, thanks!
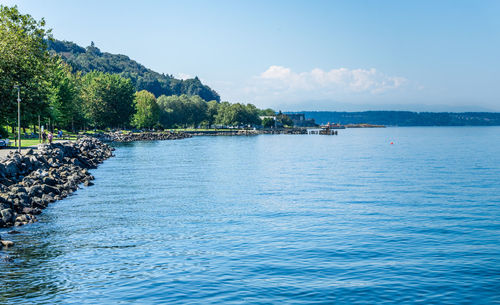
[88,131,191,142]
[0,137,113,232]
[185,128,308,136]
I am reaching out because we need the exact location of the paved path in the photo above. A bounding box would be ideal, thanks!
[0,140,70,159]
[0,146,38,159]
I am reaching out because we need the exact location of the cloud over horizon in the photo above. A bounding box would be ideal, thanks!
[258,65,407,94]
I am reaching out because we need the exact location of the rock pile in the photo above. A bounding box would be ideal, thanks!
[0,137,113,228]
[90,131,191,143]
[186,129,309,136]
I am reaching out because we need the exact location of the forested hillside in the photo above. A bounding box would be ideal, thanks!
[47,40,220,102]
[300,111,500,126]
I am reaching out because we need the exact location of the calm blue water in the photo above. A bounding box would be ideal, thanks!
[1,127,500,304]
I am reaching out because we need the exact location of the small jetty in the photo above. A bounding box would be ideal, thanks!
[306,128,339,135]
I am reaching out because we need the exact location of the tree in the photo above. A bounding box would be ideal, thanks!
[214,102,261,127]
[157,95,187,128]
[0,5,53,131]
[80,71,134,128]
[132,90,160,129]
[186,95,208,127]
[258,108,276,116]
[204,100,219,128]
[157,94,210,128]
[277,111,293,127]
[262,117,275,128]
[47,59,84,131]
[244,103,262,126]
[214,102,232,126]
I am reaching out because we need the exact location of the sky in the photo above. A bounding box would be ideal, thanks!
[2,0,499,111]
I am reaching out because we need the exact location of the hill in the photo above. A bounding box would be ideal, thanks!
[47,40,220,102]
[297,111,500,126]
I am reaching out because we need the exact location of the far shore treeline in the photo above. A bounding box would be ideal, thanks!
[0,6,276,137]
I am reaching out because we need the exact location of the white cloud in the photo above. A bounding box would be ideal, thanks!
[215,65,413,109]
[257,65,406,94]
[261,65,293,79]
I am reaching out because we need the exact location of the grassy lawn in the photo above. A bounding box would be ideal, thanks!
[3,138,78,148]
[1,127,253,148]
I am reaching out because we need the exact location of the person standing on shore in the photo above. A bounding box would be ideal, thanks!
[48,132,53,144]
[42,131,47,143]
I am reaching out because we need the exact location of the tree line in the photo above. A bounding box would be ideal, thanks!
[0,6,279,137]
[136,94,276,129]
[302,111,500,126]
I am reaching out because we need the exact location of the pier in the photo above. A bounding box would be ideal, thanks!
[307,128,338,135]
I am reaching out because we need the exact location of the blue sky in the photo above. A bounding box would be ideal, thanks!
[2,0,499,111]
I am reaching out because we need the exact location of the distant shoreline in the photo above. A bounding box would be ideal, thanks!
[289,111,500,126]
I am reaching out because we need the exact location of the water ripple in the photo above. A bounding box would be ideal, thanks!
[1,127,500,304]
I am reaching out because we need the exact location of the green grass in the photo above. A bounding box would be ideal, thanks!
[4,138,77,148]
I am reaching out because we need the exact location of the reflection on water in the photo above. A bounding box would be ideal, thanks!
[1,127,500,304]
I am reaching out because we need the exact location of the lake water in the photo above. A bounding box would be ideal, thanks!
[1,127,500,304]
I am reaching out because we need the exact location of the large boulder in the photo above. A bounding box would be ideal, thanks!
[3,160,19,177]
[42,176,57,186]
[0,208,15,226]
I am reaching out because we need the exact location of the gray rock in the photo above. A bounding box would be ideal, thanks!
[4,161,18,177]
[42,177,57,186]
[41,194,55,204]
[41,184,60,195]
[28,185,43,197]
[1,208,15,225]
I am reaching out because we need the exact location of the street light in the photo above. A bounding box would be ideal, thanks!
[14,85,21,153]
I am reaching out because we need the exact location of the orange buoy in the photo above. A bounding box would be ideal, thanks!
[390,142,394,145]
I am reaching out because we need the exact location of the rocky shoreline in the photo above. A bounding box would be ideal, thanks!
[184,128,309,136]
[0,137,114,238]
[88,131,191,143]
[0,132,195,248]
[87,129,313,140]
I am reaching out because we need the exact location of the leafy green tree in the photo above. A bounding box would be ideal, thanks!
[0,5,53,131]
[244,103,262,126]
[262,117,275,128]
[214,102,232,126]
[186,95,208,127]
[157,95,186,128]
[132,90,160,129]
[157,94,209,128]
[204,100,219,128]
[47,59,84,131]
[277,111,293,127]
[80,71,134,128]
[215,102,261,127]
[258,108,276,116]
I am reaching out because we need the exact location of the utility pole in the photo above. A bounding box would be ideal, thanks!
[14,85,21,153]
[38,115,41,143]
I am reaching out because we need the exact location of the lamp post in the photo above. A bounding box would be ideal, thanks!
[14,85,21,153]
